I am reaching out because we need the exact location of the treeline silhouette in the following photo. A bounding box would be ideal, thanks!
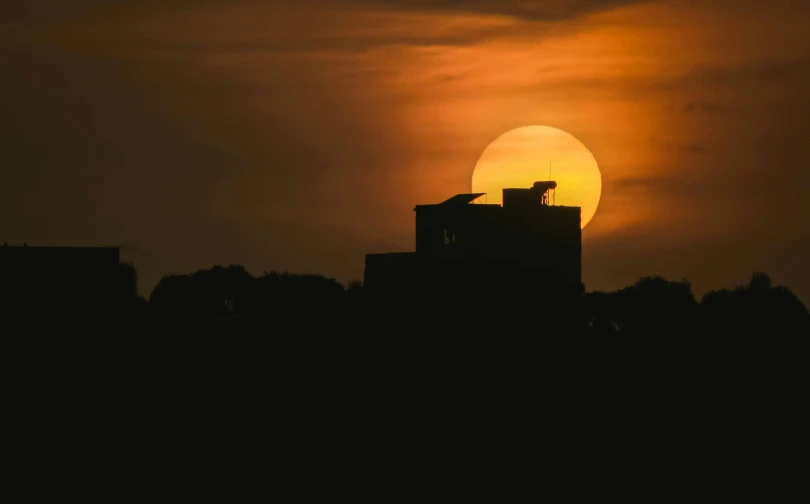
[47,263,803,337]
[6,262,807,462]
[4,260,807,339]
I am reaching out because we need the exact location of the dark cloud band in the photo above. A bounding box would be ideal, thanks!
[358,0,652,21]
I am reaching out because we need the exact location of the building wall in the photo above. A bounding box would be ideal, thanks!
[364,196,583,318]
[0,246,122,315]
[414,205,581,286]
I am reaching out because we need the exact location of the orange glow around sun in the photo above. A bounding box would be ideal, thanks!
[472,125,602,229]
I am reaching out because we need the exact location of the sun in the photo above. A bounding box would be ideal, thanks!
[472,126,602,229]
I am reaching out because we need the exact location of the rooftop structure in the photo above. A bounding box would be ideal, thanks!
[365,182,582,293]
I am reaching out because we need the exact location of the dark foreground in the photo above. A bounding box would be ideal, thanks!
[3,264,807,486]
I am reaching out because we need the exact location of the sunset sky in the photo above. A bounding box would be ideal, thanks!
[2,0,809,301]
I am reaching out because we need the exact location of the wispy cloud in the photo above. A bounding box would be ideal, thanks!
[684,102,729,114]
[359,0,654,21]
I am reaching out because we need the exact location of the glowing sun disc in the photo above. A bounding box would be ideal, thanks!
[472,125,602,229]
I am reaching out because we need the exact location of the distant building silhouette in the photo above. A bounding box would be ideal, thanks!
[0,245,123,320]
[364,182,582,296]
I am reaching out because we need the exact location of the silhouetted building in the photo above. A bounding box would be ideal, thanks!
[364,182,582,297]
[0,246,123,319]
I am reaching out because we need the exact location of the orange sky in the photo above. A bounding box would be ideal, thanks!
[1,0,809,301]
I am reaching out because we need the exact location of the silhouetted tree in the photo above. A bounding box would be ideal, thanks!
[150,265,254,322]
[583,276,698,335]
[701,273,809,335]
[581,291,620,335]
[148,266,348,331]
[252,271,345,326]
[32,257,804,342]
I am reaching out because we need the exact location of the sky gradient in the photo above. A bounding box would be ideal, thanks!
[2,0,809,301]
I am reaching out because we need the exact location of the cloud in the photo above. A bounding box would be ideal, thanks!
[3,0,650,29]
[2,0,663,59]
[359,0,653,21]
[684,102,729,114]
[1,0,525,57]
